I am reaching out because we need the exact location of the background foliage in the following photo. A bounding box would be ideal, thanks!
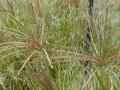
[0,0,120,90]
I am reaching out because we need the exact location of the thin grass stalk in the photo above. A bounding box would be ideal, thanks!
[43,48,53,68]
[17,51,37,76]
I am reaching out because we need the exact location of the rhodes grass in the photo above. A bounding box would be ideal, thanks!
[0,0,120,90]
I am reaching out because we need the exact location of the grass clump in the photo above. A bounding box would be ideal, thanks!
[0,0,120,90]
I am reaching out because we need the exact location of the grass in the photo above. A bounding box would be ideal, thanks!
[0,0,120,90]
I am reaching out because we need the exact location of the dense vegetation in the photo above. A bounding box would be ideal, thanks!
[0,0,120,90]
